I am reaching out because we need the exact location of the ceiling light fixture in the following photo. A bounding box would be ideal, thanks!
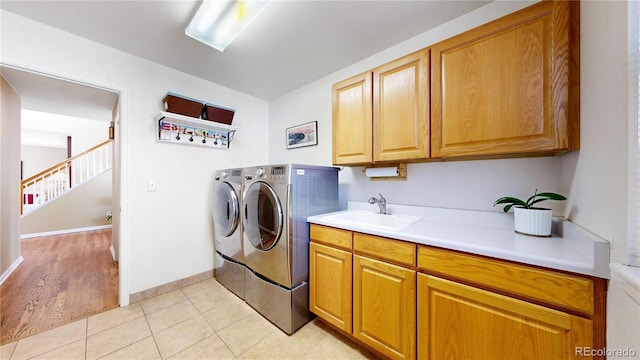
[185,0,271,52]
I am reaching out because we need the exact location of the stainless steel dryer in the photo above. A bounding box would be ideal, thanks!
[242,164,339,334]
[213,168,245,299]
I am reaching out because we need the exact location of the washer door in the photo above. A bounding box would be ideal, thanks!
[213,181,240,237]
[243,181,283,251]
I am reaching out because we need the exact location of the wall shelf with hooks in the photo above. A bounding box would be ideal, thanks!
[156,111,238,149]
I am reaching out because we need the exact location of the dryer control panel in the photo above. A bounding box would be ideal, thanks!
[268,166,288,181]
[245,165,289,183]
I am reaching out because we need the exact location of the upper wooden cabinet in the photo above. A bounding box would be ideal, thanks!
[332,72,373,165]
[430,1,579,159]
[332,1,579,163]
[332,50,429,165]
[373,50,430,162]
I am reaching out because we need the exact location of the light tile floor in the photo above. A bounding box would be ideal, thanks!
[0,278,380,360]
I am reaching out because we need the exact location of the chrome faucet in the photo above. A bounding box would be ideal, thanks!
[368,193,387,214]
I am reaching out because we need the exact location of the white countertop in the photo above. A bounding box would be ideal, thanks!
[308,201,610,279]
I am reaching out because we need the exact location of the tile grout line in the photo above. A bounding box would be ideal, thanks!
[149,288,211,359]
[18,319,89,360]
[140,306,163,359]
[85,302,165,360]
[85,318,89,360]
[7,341,17,360]
[139,289,191,317]
[172,287,224,358]
[93,336,155,360]
[180,282,240,359]
[86,315,152,360]
[94,311,160,360]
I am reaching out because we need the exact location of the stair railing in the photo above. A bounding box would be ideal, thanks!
[21,139,113,215]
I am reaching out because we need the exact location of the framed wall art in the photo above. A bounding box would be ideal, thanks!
[286,121,318,149]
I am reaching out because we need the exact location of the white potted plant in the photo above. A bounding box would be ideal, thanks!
[493,190,566,237]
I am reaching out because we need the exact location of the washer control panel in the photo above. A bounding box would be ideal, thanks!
[215,168,243,183]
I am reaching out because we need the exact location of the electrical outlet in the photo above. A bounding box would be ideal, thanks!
[148,179,156,192]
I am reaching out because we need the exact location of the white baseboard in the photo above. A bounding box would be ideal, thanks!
[110,244,117,261]
[21,224,112,239]
[0,256,24,286]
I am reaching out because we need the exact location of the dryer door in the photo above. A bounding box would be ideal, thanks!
[214,181,240,237]
[243,181,283,251]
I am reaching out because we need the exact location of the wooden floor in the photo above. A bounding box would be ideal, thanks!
[0,229,118,345]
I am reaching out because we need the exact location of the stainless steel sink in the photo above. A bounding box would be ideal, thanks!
[324,210,422,231]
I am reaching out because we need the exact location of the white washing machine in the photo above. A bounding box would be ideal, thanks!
[242,164,339,334]
[213,168,245,299]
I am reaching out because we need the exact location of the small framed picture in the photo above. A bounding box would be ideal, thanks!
[286,121,318,149]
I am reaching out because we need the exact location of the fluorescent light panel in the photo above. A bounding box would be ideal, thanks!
[186,0,271,52]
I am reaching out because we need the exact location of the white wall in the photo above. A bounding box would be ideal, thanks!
[21,169,113,234]
[563,0,629,264]
[21,145,66,179]
[0,76,22,278]
[269,0,629,266]
[1,10,269,294]
[22,110,110,156]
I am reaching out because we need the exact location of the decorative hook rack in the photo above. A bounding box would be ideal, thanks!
[156,111,238,149]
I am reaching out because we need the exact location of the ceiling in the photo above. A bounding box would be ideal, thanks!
[0,0,491,102]
[1,66,119,122]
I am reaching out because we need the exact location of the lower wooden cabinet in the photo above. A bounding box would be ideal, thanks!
[309,224,603,360]
[309,242,352,333]
[310,225,417,360]
[417,274,593,360]
[354,255,416,360]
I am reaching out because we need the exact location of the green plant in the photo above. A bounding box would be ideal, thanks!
[493,190,566,213]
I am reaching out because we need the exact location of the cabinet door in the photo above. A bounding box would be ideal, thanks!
[332,72,373,165]
[309,242,352,333]
[374,49,429,162]
[417,274,593,360]
[354,255,416,360]
[431,1,579,158]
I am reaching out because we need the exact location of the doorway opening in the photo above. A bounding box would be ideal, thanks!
[0,64,123,344]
